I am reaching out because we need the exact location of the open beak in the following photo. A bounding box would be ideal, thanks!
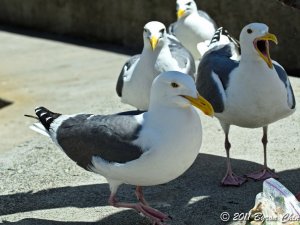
[150,36,158,51]
[181,94,214,117]
[254,32,278,69]
[177,9,185,19]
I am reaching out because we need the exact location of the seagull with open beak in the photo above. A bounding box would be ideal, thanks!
[196,23,296,186]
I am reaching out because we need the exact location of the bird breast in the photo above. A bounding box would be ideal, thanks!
[219,64,294,128]
[95,107,203,186]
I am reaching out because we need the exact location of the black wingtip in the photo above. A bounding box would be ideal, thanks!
[116,71,124,97]
[209,27,223,45]
[35,106,61,131]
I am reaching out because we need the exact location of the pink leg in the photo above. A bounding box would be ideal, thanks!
[221,125,247,186]
[246,126,279,181]
[246,167,279,180]
[109,190,171,224]
[135,186,149,206]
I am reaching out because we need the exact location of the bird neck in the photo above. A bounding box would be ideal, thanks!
[145,104,199,133]
[158,44,172,56]
[239,54,275,80]
[240,51,267,67]
[140,45,176,72]
[141,46,163,61]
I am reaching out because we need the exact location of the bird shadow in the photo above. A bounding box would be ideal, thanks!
[1,211,149,225]
[1,153,299,225]
[0,98,13,110]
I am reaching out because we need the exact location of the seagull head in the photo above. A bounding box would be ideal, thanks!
[150,71,214,116]
[240,23,278,68]
[176,0,198,19]
[143,21,167,51]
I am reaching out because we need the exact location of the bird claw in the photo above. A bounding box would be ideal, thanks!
[246,167,279,181]
[221,172,247,186]
[137,203,171,225]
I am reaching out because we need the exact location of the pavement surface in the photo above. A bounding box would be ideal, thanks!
[0,29,299,225]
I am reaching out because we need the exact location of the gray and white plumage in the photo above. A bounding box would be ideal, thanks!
[29,71,214,223]
[208,27,240,49]
[168,35,196,73]
[31,108,145,170]
[57,112,144,167]
[116,55,140,97]
[196,23,296,186]
[197,27,241,60]
[168,0,217,60]
[197,44,239,113]
[116,21,195,110]
[196,27,241,112]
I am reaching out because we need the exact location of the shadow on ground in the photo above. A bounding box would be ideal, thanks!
[0,25,138,57]
[0,98,13,110]
[1,153,299,224]
[0,25,299,76]
[1,211,149,225]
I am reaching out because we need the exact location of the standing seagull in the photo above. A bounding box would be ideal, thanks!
[196,23,296,186]
[168,0,217,60]
[117,21,195,110]
[27,71,214,224]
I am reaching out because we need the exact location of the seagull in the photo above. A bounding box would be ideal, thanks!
[196,23,296,186]
[27,71,214,224]
[168,0,217,60]
[117,21,195,111]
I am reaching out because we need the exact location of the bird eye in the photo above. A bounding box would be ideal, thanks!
[247,28,253,34]
[159,28,165,34]
[186,2,192,6]
[171,82,179,88]
[144,28,148,33]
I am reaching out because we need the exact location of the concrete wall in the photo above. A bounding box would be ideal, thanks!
[0,0,299,73]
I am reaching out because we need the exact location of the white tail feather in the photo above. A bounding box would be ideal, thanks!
[29,123,50,137]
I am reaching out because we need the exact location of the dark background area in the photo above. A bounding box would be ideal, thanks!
[0,0,299,75]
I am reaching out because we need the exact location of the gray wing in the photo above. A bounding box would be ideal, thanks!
[196,45,239,113]
[168,22,176,36]
[197,10,217,29]
[56,111,144,170]
[116,54,140,97]
[167,35,196,78]
[274,63,296,109]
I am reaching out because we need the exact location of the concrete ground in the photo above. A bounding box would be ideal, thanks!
[0,29,299,225]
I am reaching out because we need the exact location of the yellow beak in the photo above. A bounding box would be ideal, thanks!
[259,33,278,44]
[150,36,158,51]
[177,9,185,19]
[254,32,278,69]
[182,94,214,117]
